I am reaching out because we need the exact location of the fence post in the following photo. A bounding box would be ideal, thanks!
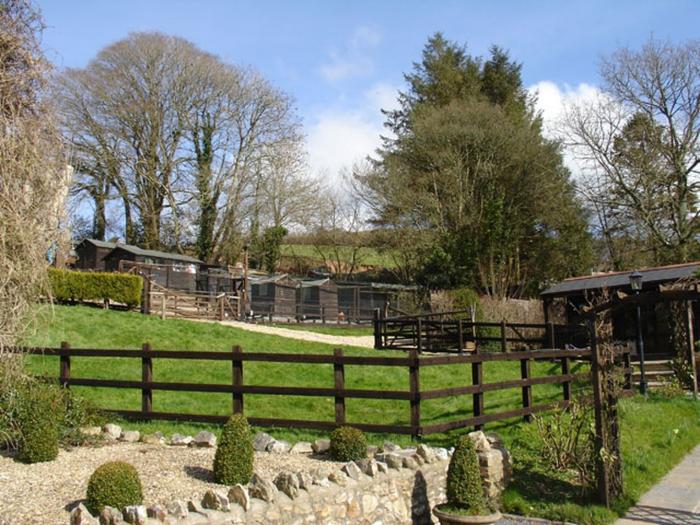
[561,355,571,402]
[373,309,382,349]
[334,349,346,426]
[59,341,71,388]
[547,322,556,349]
[588,317,610,507]
[521,357,532,422]
[321,306,326,325]
[417,317,423,354]
[623,350,632,392]
[219,296,224,321]
[472,360,484,430]
[232,346,244,414]
[409,349,421,440]
[501,320,507,352]
[457,319,464,353]
[161,294,166,320]
[142,343,152,417]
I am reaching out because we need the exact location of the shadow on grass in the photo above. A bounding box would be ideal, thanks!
[508,461,596,507]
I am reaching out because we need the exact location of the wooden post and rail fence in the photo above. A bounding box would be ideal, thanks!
[25,343,633,440]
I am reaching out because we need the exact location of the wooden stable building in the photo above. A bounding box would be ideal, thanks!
[248,274,299,318]
[541,262,700,357]
[296,278,339,320]
[337,282,416,322]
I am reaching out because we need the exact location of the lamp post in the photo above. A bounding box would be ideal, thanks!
[629,270,647,395]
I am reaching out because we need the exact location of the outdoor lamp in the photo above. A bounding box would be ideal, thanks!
[629,270,643,292]
[629,270,647,395]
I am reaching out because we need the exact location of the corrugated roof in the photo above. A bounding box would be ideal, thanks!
[82,238,202,264]
[541,261,700,297]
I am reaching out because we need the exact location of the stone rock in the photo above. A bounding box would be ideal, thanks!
[289,441,313,454]
[165,500,188,519]
[382,441,401,453]
[486,432,504,448]
[434,447,449,461]
[295,471,313,490]
[120,430,140,443]
[99,506,124,524]
[478,446,512,499]
[274,471,300,499]
[70,503,98,525]
[402,455,420,470]
[79,426,102,437]
[192,431,216,448]
[417,444,436,464]
[311,438,330,454]
[375,452,402,469]
[228,484,251,511]
[266,439,291,454]
[248,473,278,503]
[141,432,166,445]
[253,432,275,452]
[186,499,206,515]
[356,458,379,477]
[375,461,389,474]
[341,461,363,480]
[328,470,347,486]
[122,505,147,525]
[102,424,122,441]
[362,494,379,515]
[468,430,491,452]
[201,489,230,511]
[170,433,193,446]
[366,445,379,457]
[145,505,166,521]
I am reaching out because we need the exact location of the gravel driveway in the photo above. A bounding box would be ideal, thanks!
[0,442,336,525]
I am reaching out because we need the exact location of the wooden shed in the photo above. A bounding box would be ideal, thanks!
[541,262,700,357]
[336,282,416,322]
[248,274,299,318]
[74,239,117,272]
[296,278,339,320]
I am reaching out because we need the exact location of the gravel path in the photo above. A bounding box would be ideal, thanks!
[204,319,376,349]
[0,443,336,525]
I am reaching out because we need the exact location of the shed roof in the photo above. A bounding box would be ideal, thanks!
[81,238,202,264]
[541,261,700,297]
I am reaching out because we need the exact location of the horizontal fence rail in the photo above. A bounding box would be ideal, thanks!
[23,344,631,439]
[374,310,590,354]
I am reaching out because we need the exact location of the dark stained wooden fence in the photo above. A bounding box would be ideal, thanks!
[373,310,589,353]
[26,344,632,439]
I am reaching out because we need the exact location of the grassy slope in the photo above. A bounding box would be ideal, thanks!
[27,305,700,524]
[280,243,397,268]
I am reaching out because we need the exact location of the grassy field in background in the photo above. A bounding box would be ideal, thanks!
[24,304,700,524]
[280,243,398,269]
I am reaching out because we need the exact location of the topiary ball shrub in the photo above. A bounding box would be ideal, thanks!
[86,461,143,514]
[329,426,367,462]
[15,381,65,463]
[213,414,254,485]
[445,435,487,514]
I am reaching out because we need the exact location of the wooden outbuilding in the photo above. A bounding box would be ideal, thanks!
[337,282,416,322]
[74,239,117,272]
[296,278,339,320]
[541,262,700,357]
[248,274,299,318]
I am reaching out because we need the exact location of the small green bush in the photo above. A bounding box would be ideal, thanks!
[446,435,487,514]
[60,388,103,446]
[86,461,143,514]
[49,268,142,307]
[213,414,254,485]
[329,426,367,462]
[14,381,65,463]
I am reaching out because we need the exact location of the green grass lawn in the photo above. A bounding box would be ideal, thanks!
[280,243,398,269]
[25,304,700,524]
[269,322,374,336]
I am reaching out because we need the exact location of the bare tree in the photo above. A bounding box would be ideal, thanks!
[0,0,70,358]
[563,38,700,264]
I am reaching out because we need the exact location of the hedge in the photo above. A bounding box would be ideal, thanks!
[49,268,143,307]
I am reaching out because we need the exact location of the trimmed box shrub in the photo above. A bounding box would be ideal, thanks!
[329,426,367,462]
[213,414,254,485]
[49,268,142,307]
[86,461,143,514]
[445,434,487,514]
[14,380,65,464]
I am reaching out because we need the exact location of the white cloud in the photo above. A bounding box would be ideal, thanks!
[528,81,602,178]
[319,25,382,83]
[306,82,400,182]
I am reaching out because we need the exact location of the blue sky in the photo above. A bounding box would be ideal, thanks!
[37,0,700,179]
